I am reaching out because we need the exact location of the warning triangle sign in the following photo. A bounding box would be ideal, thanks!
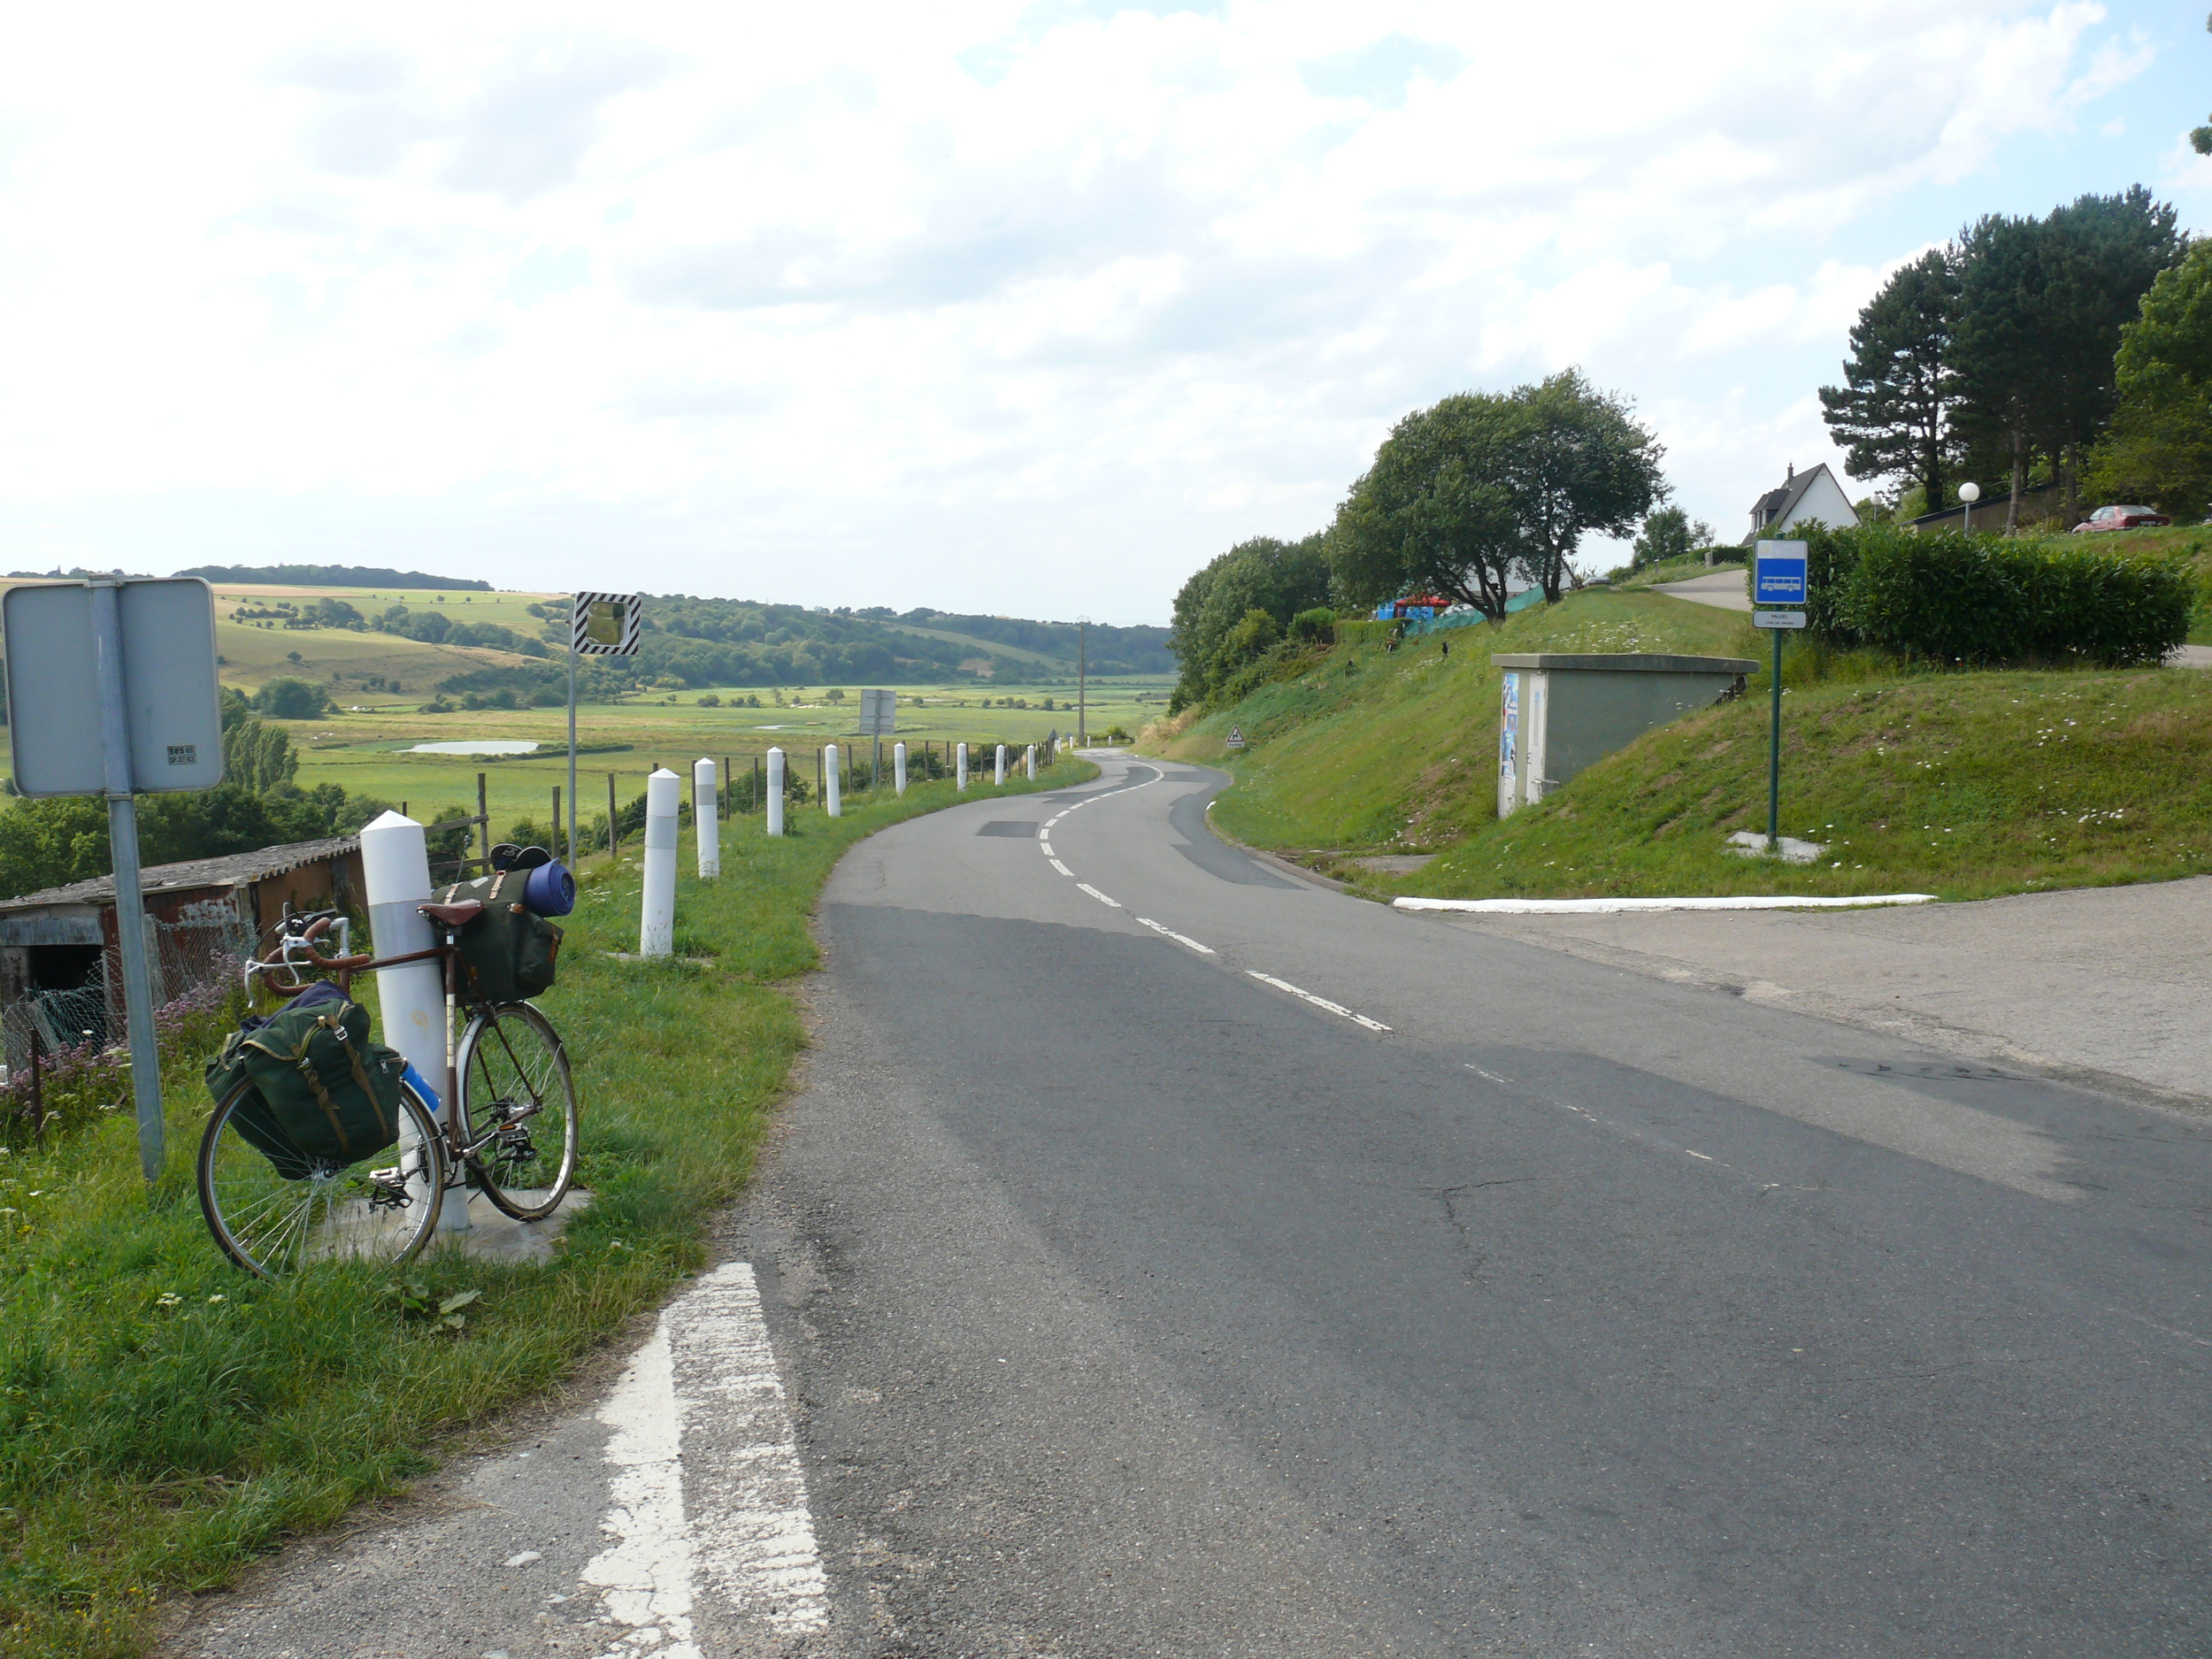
[1226,726,1247,749]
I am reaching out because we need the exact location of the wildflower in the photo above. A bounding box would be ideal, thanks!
[207,1294,226,1305]
[156,1293,181,1310]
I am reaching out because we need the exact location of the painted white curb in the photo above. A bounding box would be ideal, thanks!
[1394,894,1937,915]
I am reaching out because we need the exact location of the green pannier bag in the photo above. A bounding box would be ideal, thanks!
[204,993,406,1179]
[435,869,563,1005]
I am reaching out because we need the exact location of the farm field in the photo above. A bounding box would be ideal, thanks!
[0,675,1171,849]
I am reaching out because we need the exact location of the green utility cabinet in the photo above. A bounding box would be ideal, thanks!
[1494,652,1756,818]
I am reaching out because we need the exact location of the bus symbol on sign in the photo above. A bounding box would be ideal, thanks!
[1754,539,1809,605]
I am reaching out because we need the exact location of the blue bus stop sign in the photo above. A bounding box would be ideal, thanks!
[1754,539,1809,604]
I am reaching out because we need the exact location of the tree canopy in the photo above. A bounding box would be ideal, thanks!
[2085,239,2212,520]
[1166,535,1331,710]
[1819,249,1958,511]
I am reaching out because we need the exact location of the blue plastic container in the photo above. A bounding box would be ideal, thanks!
[523,860,576,917]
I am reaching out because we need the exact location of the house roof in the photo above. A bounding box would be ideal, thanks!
[0,835,360,914]
[1743,463,1841,545]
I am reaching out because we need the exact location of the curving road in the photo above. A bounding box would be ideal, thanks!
[176,753,2212,1658]
[742,752,2212,1657]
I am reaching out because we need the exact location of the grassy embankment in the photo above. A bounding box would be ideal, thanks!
[1154,587,2212,902]
[0,756,1086,1659]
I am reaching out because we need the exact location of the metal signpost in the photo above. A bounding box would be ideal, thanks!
[1752,540,1809,854]
[2,578,225,1183]
[857,687,895,790]
[570,593,641,862]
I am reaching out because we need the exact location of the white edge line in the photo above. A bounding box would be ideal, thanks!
[1048,858,1073,877]
[1078,883,1123,908]
[1394,894,1938,914]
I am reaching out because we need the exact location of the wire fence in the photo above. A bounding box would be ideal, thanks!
[1,907,255,1079]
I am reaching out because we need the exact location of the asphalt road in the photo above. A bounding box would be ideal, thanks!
[177,755,2212,1658]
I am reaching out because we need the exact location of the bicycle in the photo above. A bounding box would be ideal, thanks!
[198,895,580,1278]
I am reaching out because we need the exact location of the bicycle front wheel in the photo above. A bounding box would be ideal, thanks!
[197,1080,447,1279]
[456,1002,580,1221]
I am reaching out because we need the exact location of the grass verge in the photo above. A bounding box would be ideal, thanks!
[0,759,1087,1658]
[1152,587,2212,903]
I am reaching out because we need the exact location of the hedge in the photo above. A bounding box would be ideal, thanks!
[1796,522,2191,667]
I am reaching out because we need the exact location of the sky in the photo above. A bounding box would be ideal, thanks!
[1,2,2208,626]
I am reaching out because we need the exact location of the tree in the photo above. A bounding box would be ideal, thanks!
[2193,11,2212,156]
[2085,239,2212,519]
[221,718,299,792]
[1166,534,1330,709]
[1496,370,1669,601]
[1325,394,1525,622]
[1819,249,1959,511]
[1629,506,1713,570]
[250,677,332,720]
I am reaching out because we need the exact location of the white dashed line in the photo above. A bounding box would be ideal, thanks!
[1134,918,1216,955]
[1039,840,1054,856]
[1049,858,1073,877]
[1078,884,1123,909]
[1686,1150,1714,1162]
[1246,971,1391,1032]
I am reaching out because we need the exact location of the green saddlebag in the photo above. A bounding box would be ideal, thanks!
[204,995,405,1178]
[435,869,562,1004]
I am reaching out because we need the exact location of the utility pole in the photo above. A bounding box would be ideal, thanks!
[1077,617,1087,747]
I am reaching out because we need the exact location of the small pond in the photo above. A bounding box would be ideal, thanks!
[407,740,541,756]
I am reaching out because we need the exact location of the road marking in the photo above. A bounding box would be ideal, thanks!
[1134,917,1216,954]
[1039,840,1054,856]
[1397,894,1936,915]
[1049,858,1073,877]
[577,1262,826,1656]
[1467,1066,1513,1087]
[1079,883,1123,908]
[1246,971,1391,1032]
[1686,1150,1714,1161]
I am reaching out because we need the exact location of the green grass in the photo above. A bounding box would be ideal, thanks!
[1159,590,1758,852]
[0,756,1088,1658]
[1393,669,2212,902]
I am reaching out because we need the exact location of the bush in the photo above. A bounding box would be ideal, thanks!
[1798,522,2190,667]
[1288,607,1337,643]
[250,677,332,721]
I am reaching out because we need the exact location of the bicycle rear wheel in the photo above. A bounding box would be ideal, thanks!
[456,1002,580,1222]
[198,1080,447,1278]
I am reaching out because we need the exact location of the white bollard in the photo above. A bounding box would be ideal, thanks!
[766,748,786,837]
[825,743,842,817]
[360,810,468,1232]
[956,742,968,791]
[693,757,720,879]
[995,744,1007,786]
[1025,744,1036,780]
[640,768,680,958]
[894,741,907,795]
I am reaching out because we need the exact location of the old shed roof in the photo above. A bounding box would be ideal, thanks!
[0,836,361,914]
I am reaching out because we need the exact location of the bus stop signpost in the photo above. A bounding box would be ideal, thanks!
[1751,540,1809,855]
[2,578,225,1183]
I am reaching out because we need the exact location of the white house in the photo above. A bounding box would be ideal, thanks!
[1742,462,1856,545]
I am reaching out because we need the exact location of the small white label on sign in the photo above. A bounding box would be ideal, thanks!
[1753,610,1808,630]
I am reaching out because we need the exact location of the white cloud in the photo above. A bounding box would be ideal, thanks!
[0,0,2171,617]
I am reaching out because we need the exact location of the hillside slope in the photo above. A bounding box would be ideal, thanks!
[1155,589,2212,902]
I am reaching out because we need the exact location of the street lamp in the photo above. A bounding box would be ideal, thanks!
[1959,480,1980,533]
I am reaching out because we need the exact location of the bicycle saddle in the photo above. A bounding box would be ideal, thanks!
[419,900,485,926]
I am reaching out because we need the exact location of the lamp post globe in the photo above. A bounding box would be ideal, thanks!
[1959,480,1980,532]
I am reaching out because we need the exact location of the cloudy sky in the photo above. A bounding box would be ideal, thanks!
[1,2,2207,623]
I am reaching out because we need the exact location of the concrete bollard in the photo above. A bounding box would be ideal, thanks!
[825,744,842,817]
[1025,744,1035,780]
[693,757,720,879]
[641,768,680,957]
[995,744,1007,786]
[894,741,907,795]
[766,748,786,837]
[360,810,467,1232]
[956,742,968,791]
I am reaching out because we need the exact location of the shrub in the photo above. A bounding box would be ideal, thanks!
[1288,607,1337,643]
[250,677,331,721]
[1797,522,2190,667]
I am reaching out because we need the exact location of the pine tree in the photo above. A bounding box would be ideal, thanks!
[1819,250,1959,511]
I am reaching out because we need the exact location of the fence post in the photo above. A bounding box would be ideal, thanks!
[694,757,720,879]
[640,769,680,958]
[825,744,842,817]
[752,753,761,814]
[551,787,562,862]
[607,772,619,858]
[766,748,786,836]
[361,810,467,1232]
[477,773,490,872]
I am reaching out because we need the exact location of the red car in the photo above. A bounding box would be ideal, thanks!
[2072,504,2170,533]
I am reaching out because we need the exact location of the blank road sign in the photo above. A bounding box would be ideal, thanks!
[1754,539,1809,604]
[856,687,896,736]
[3,579,224,796]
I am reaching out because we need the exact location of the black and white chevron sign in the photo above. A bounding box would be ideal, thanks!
[572,592,641,656]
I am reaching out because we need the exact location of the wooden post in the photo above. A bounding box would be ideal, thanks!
[724,756,733,818]
[477,772,489,872]
[552,786,562,862]
[753,754,760,812]
[608,772,619,856]
[27,1028,44,1150]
